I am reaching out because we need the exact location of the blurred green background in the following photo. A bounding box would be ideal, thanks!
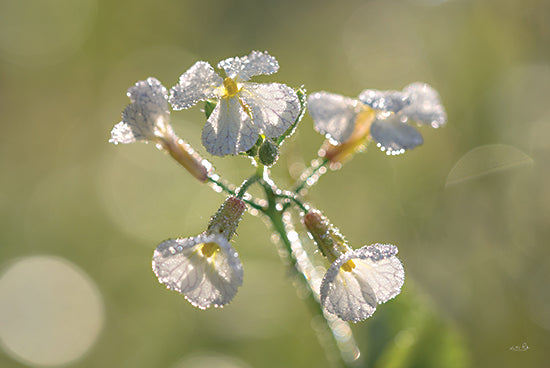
[1,0,549,367]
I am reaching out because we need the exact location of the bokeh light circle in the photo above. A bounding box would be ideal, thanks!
[0,256,104,366]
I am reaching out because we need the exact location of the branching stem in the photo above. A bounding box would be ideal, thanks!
[202,159,358,368]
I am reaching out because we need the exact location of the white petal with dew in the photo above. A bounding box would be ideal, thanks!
[358,89,410,113]
[239,82,300,138]
[127,77,169,111]
[320,244,404,322]
[218,50,279,82]
[169,61,223,110]
[308,92,360,144]
[400,82,447,128]
[109,121,138,144]
[152,233,243,309]
[370,114,423,155]
[201,97,259,156]
[109,77,170,144]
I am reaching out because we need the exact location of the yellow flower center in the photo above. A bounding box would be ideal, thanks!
[223,77,240,98]
[341,259,356,272]
[200,242,220,257]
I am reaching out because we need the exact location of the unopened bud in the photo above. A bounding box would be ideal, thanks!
[302,210,351,262]
[258,138,279,167]
[207,196,247,240]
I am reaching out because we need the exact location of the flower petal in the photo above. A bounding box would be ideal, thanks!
[239,82,300,138]
[201,97,260,156]
[152,233,243,309]
[321,264,377,322]
[370,114,424,155]
[218,50,279,82]
[358,89,410,113]
[320,243,404,322]
[399,82,447,128]
[169,61,223,110]
[307,92,360,143]
[127,77,169,108]
[352,244,405,303]
[109,77,171,144]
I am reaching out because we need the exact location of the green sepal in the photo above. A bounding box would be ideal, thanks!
[204,100,217,119]
[276,86,307,145]
[241,135,264,157]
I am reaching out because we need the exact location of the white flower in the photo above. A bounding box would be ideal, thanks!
[152,233,243,309]
[307,92,364,144]
[110,77,173,144]
[320,244,405,322]
[308,83,446,155]
[360,83,447,155]
[396,82,447,128]
[169,51,300,156]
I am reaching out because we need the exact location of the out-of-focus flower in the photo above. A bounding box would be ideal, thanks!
[109,77,209,182]
[152,197,246,309]
[169,51,300,156]
[320,244,404,322]
[303,211,405,322]
[308,83,446,158]
[359,82,446,155]
[360,83,447,128]
[308,91,376,167]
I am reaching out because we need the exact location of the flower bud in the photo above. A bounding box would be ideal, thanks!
[258,138,279,167]
[207,196,247,240]
[302,210,351,263]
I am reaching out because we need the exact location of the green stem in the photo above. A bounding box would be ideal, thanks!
[208,163,358,367]
[260,171,355,368]
[207,174,264,212]
[293,157,329,194]
[279,191,309,213]
[235,176,259,200]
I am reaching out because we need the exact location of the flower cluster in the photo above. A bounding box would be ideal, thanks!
[109,50,447,325]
